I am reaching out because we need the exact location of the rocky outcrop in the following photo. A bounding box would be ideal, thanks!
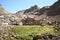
[47,0,60,16]
[46,0,60,25]
[24,5,40,15]
[39,6,49,15]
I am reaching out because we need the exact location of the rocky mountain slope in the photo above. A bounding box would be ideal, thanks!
[15,0,60,25]
[0,4,9,15]
[47,0,60,16]
[0,0,60,26]
[0,4,10,26]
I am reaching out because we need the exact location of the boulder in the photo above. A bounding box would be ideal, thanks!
[9,15,23,26]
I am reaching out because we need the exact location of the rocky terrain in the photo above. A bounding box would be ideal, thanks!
[15,0,60,26]
[0,0,60,40]
[0,0,60,26]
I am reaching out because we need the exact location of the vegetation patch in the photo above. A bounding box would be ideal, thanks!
[11,25,60,40]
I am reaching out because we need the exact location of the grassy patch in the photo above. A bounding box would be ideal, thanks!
[11,25,56,37]
[11,25,60,40]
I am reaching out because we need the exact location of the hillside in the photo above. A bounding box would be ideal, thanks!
[15,0,60,25]
[0,4,9,15]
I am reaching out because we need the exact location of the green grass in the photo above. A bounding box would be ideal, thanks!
[0,25,59,40]
[11,25,57,37]
[10,25,60,40]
